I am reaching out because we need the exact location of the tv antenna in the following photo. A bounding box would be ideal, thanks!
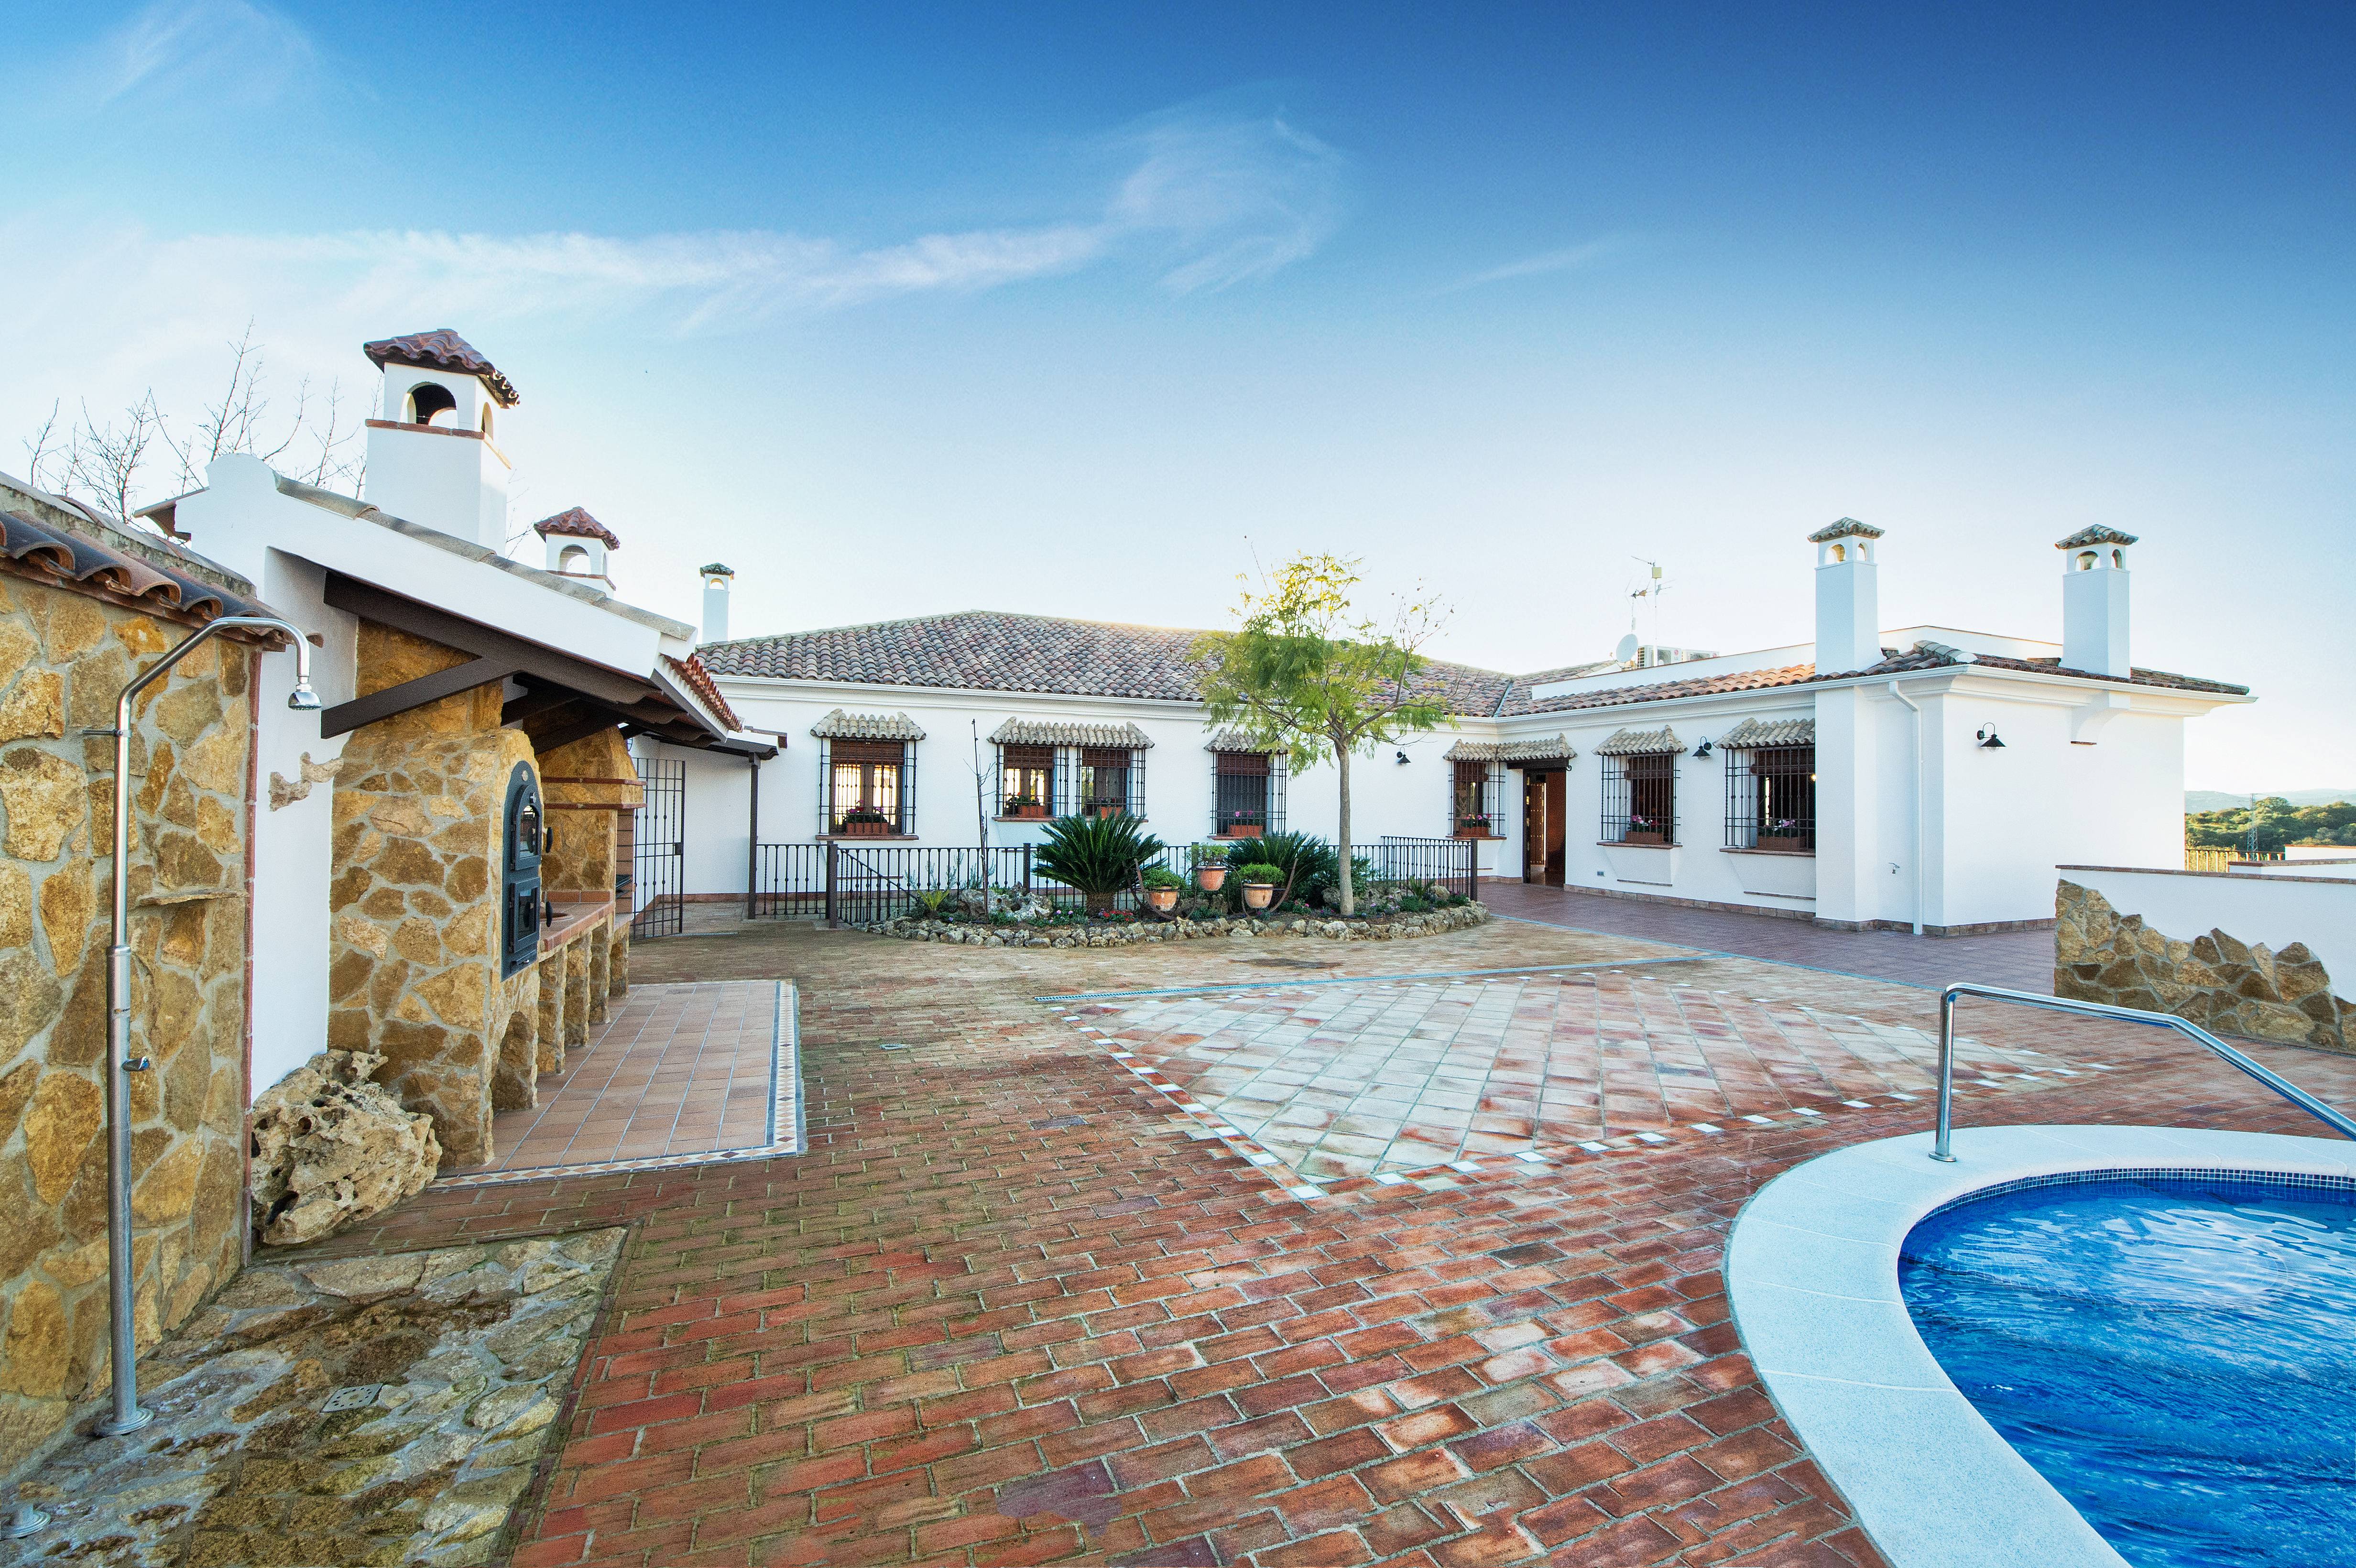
[1626,557,1666,657]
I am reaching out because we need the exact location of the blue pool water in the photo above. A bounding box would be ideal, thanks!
[1900,1174,2356,1568]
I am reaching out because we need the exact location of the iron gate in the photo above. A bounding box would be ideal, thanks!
[631,755,686,938]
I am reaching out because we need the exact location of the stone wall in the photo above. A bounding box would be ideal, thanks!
[327,623,536,1167]
[0,572,256,1473]
[2055,879,2350,1052]
[537,729,634,898]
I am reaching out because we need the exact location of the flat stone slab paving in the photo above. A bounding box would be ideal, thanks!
[5,1230,623,1568]
[1089,969,2074,1182]
[459,982,794,1183]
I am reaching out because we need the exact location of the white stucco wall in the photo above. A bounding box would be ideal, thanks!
[2058,866,2356,987]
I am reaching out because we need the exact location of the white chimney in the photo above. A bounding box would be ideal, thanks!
[2057,526,2135,676]
[1809,517,1884,675]
[534,507,618,590]
[701,563,734,643]
[359,329,517,549]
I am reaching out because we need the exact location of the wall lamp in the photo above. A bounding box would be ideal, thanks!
[1395,750,1410,765]
[1691,738,1712,759]
[1976,726,2006,749]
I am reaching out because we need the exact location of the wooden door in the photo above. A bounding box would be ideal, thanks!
[1543,770,1567,885]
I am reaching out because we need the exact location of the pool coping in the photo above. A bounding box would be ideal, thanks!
[1726,1123,2356,1568]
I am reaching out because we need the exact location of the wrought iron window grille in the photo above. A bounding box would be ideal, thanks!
[1212,750,1287,838]
[1451,758,1508,838]
[1723,744,1816,850]
[821,736,915,836]
[1602,751,1676,844]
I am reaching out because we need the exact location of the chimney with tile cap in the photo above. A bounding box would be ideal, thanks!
[700,563,733,643]
[360,329,518,549]
[2058,526,2135,676]
[1809,517,1883,675]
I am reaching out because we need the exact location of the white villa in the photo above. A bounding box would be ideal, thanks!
[672,520,2247,935]
[154,327,2255,968]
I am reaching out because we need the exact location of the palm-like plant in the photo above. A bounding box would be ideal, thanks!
[1034,814,1167,902]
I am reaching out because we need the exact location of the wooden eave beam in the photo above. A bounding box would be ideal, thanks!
[323,573,663,711]
[319,655,520,739]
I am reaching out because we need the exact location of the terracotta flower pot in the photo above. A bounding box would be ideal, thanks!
[1241,883,1275,910]
[1146,886,1179,913]
[1005,802,1047,819]
[1194,864,1228,892]
[840,819,891,837]
[1226,823,1263,838]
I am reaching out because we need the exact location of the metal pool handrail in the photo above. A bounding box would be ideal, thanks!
[1933,981,2356,1162]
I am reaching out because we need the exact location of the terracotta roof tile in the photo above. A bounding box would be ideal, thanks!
[2055,526,2138,548]
[533,507,621,549]
[810,709,925,740]
[362,329,520,408]
[701,610,1516,716]
[1807,516,1884,543]
[0,509,280,633]
[1597,725,1684,755]
[700,610,2250,723]
[988,719,1155,748]
[1718,716,1815,748]
[662,653,741,731]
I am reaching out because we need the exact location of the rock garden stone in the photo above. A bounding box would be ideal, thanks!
[249,1050,442,1246]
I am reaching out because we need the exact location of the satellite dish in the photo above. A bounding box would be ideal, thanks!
[1614,633,1639,663]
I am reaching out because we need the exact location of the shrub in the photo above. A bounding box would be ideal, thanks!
[1186,842,1228,867]
[1227,832,1368,908]
[1141,865,1185,890]
[1033,813,1167,901]
[1235,862,1284,884]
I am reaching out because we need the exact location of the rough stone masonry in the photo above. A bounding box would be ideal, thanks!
[2056,878,2350,1052]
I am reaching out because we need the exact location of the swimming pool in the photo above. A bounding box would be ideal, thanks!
[1900,1173,2356,1568]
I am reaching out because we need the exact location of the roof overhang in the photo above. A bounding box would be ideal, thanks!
[318,573,735,751]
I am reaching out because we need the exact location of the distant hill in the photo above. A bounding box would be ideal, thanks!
[2187,789,2356,812]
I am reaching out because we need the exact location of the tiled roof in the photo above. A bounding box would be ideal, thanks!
[1807,517,1883,543]
[1717,716,1814,749]
[662,653,741,732]
[534,507,620,549]
[2055,526,2138,548]
[1,508,279,632]
[703,611,2250,728]
[1597,726,1684,756]
[810,709,925,741]
[700,562,733,577]
[988,719,1155,749]
[1445,734,1576,764]
[1511,662,1820,716]
[362,329,520,407]
[701,610,1516,716]
[1206,730,1287,754]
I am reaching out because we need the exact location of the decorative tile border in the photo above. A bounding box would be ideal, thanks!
[432,981,801,1189]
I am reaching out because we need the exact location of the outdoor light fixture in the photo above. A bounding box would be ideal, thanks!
[1692,738,1712,759]
[1395,750,1410,765]
[99,614,316,1440]
[1976,726,2006,749]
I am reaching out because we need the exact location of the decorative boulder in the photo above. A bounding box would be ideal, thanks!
[250,1050,441,1246]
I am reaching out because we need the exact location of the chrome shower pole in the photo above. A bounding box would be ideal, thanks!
[100,615,317,1437]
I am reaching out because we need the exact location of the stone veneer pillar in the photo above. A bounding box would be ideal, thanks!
[327,623,537,1167]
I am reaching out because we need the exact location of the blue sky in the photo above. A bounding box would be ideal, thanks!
[7,2,2351,789]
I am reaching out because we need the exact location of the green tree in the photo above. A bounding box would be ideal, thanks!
[1193,554,1448,916]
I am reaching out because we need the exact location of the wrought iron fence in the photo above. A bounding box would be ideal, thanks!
[753,835,1478,928]
[1372,837,1479,901]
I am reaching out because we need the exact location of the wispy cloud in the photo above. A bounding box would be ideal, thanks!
[70,0,317,107]
[6,100,1346,360]
[1447,237,1626,293]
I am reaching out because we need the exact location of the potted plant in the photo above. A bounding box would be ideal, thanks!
[1236,862,1282,910]
[839,808,893,837]
[1622,814,1667,847]
[1223,809,1264,839]
[1003,793,1047,819]
[1141,865,1184,914]
[1189,843,1229,892]
[1756,817,1810,850]
[1455,815,1491,839]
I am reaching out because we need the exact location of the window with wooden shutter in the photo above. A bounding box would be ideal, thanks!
[827,739,909,834]
[999,744,1052,817]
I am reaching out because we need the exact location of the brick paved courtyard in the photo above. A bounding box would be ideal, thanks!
[286,916,2356,1568]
